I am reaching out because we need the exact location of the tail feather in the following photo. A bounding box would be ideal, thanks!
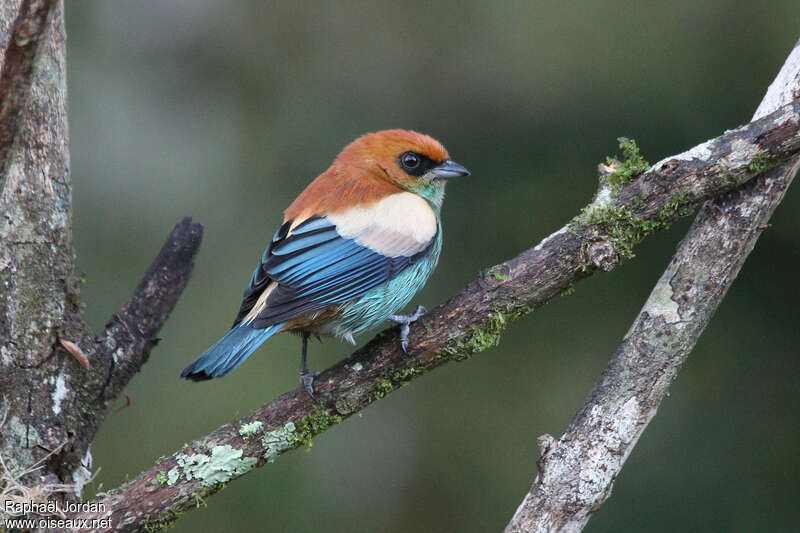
[180,322,285,381]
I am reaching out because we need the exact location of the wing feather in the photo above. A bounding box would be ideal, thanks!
[233,215,434,329]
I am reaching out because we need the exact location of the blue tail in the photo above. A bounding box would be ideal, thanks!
[180,322,285,381]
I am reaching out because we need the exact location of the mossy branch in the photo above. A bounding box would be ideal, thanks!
[60,95,800,530]
[505,37,800,532]
[601,137,650,190]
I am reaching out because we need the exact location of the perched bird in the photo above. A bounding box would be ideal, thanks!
[180,130,469,395]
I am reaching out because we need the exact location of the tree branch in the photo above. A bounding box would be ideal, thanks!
[63,217,204,472]
[504,38,800,532]
[62,91,800,530]
[96,216,204,401]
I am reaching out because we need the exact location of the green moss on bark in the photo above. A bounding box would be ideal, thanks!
[294,406,343,447]
[748,152,776,174]
[575,192,693,260]
[440,304,532,359]
[603,137,650,190]
[143,509,184,532]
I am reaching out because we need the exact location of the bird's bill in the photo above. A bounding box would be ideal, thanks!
[431,159,470,179]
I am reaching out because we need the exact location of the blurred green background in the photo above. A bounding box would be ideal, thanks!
[65,2,800,532]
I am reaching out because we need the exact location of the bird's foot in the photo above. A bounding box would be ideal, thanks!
[389,305,426,354]
[300,368,316,398]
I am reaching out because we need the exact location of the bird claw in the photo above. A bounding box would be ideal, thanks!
[300,369,315,399]
[389,305,426,355]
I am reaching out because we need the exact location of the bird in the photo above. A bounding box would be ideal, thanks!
[180,129,470,395]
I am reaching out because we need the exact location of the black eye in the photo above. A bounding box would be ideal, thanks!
[400,151,421,171]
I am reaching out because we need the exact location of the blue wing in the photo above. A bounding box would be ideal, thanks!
[233,216,434,329]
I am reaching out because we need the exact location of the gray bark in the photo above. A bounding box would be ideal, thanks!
[0,0,78,494]
[504,38,800,533]
[0,3,202,527]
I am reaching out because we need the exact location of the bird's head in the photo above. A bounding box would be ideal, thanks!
[284,130,469,221]
[332,129,470,206]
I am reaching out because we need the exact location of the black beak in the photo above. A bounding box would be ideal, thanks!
[432,159,470,179]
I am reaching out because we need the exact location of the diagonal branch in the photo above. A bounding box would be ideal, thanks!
[61,217,204,468]
[61,94,800,531]
[96,216,204,404]
[504,38,800,532]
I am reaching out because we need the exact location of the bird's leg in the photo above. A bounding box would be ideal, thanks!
[299,332,315,398]
[389,305,426,354]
